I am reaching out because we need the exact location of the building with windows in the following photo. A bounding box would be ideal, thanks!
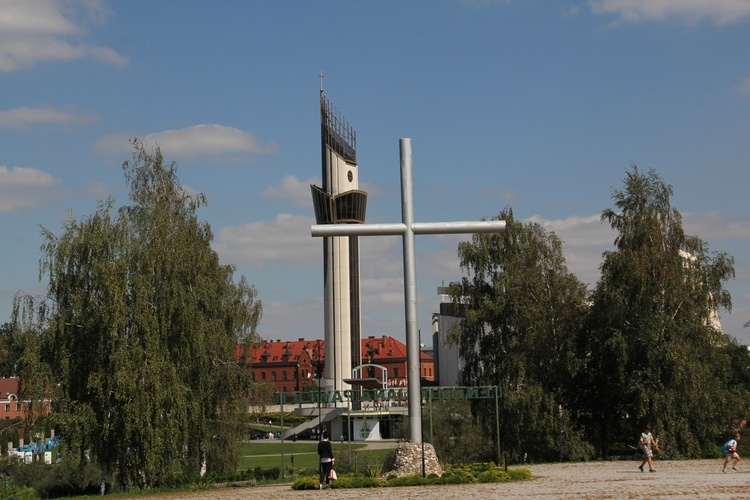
[431,285,467,387]
[0,378,24,420]
[0,377,52,420]
[238,335,434,441]
[238,336,434,396]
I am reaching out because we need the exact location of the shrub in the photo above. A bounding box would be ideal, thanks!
[476,469,510,483]
[0,485,39,499]
[290,464,532,491]
[250,466,280,480]
[330,475,381,489]
[507,468,532,480]
[440,467,475,484]
[385,475,428,487]
[2,460,101,498]
[291,476,318,490]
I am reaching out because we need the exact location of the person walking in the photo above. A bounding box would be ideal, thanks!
[722,432,741,473]
[638,425,661,473]
[317,431,335,489]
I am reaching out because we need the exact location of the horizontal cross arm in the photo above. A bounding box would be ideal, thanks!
[311,220,506,238]
[311,223,407,237]
[412,220,506,234]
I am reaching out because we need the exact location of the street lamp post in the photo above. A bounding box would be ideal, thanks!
[316,339,323,483]
[317,339,322,440]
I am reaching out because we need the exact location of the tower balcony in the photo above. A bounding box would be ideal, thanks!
[311,185,367,224]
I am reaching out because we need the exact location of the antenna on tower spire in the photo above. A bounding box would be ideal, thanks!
[319,71,324,94]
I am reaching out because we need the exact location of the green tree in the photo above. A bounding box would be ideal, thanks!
[448,208,591,462]
[577,166,739,458]
[0,322,22,377]
[14,141,262,492]
[422,399,494,465]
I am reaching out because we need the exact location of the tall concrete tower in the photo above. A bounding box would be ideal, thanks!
[311,93,367,403]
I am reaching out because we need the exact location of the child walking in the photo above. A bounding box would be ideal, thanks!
[722,432,741,473]
[639,425,661,473]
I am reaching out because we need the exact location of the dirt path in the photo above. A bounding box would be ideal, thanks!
[140,458,750,499]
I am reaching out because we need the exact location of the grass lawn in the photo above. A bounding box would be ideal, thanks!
[238,441,391,471]
[240,441,370,455]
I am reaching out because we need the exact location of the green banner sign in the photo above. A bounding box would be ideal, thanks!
[275,386,500,405]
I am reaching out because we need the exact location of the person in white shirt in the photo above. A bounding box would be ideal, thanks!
[638,425,661,473]
[723,432,741,473]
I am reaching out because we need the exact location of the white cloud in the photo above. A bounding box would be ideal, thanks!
[589,0,750,25]
[258,299,323,340]
[262,175,319,208]
[92,132,138,156]
[213,213,319,267]
[527,211,750,289]
[0,105,95,128]
[0,166,112,213]
[0,166,59,187]
[410,213,615,289]
[0,0,128,72]
[521,213,611,286]
[529,213,616,247]
[95,125,278,161]
[0,194,44,213]
[682,211,750,240]
[0,166,61,212]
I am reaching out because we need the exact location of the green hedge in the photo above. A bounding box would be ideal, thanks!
[291,462,532,490]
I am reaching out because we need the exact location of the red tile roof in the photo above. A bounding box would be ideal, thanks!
[236,338,322,365]
[0,377,19,400]
[237,336,432,364]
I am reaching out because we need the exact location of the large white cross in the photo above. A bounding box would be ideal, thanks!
[311,138,506,442]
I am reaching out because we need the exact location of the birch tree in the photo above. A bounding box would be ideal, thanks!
[577,166,739,458]
[448,209,591,462]
[14,141,262,492]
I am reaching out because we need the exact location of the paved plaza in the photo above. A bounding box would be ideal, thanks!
[142,458,749,499]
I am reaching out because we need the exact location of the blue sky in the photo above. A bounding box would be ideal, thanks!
[1,0,750,346]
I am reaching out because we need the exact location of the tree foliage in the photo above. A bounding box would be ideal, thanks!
[0,322,22,377]
[448,209,591,462]
[422,399,493,465]
[13,141,262,491]
[575,166,742,457]
[445,167,747,462]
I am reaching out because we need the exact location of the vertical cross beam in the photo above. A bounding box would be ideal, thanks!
[311,138,505,442]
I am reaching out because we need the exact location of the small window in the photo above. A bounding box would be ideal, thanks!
[282,371,288,381]
[261,372,266,380]
[272,371,277,381]
[393,367,399,378]
[4,405,9,412]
